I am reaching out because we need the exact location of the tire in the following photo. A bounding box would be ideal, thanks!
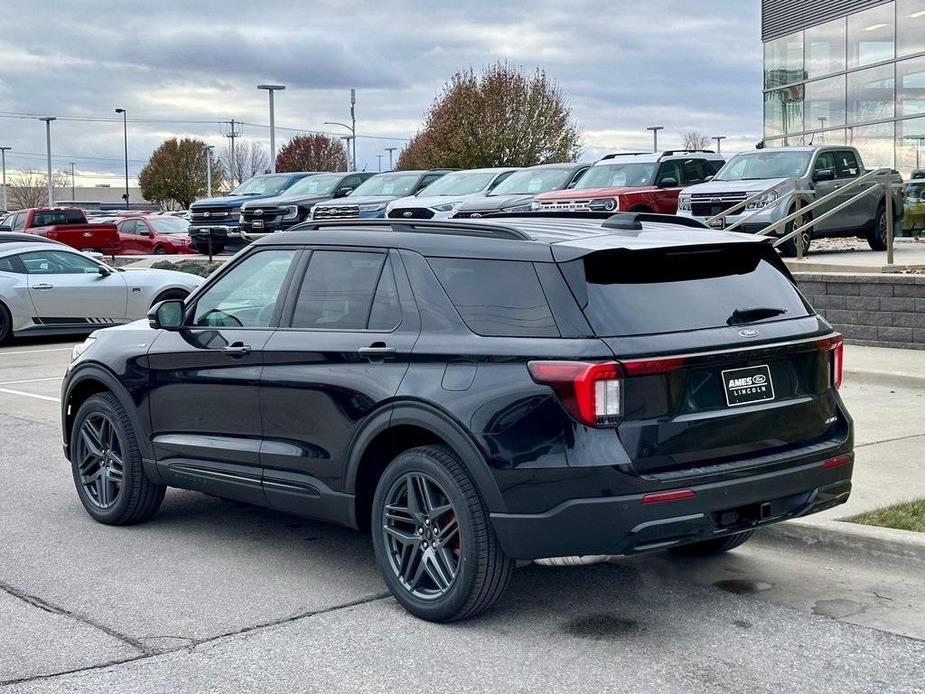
[70,392,165,525]
[0,302,12,344]
[150,289,189,308]
[371,445,514,622]
[778,206,812,257]
[867,202,888,251]
[668,530,754,557]
[153,246,167,255]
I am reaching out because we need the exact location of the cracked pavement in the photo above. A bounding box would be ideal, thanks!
[1,338,923,692]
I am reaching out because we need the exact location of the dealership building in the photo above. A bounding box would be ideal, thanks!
[762,0,925,178]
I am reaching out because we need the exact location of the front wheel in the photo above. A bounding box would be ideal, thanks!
[0,302,12,344]
[153,246,167,255]
[778,207,812,257]
[371,445,513,622]
[867,203,888,251]
[668,530,754,557]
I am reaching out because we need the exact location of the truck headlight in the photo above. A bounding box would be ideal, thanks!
[500,203,532,213]
[71,337,96,362]
[677,194,691,211]
[281,205,299,220]
[239,214,245,224]
[432,201,462,213]
[359,203,387,212]
[746,191,780,210]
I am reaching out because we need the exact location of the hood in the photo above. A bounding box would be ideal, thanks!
[315,195,397,207]
[535,185,658,201]
[241,192,332,208]
[191,194,276,209]
[682,177,791,195]
[389,193,484,210]
[455,194,533,212]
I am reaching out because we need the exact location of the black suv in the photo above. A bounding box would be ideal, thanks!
[62,212,853,622]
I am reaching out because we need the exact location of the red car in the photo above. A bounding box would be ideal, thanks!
[533,150,725,215]
[110,216,196,255]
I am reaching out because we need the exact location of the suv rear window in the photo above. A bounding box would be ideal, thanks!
[567,245,810,337]
[429,258,558,337]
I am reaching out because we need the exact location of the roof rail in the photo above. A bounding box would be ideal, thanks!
[482,210,711,230]
[598,152,654,160]
[658,149,716,159]
[288,218,531,240]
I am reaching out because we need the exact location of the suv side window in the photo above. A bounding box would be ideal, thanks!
[679,159,707,185]
[834,150,860,178]
[193,249,296,328]
[428,258,558,337]
[416,174,443,192]
[12,213,26,231]
[290,250,388,330]
[656,161,682,186]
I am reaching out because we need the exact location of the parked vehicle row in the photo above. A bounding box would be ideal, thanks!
[0,207,119,254]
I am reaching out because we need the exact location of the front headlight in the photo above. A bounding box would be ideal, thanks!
[500,203,533,213]
[746,190,780,210]
[587,198,619,212]
[530,201,542,210]
[359,203,387,212]
[677,194,691,211]
[238,214,245,224]
[432,201,461,213]
[71,337,96,362]
[281,205,299,220]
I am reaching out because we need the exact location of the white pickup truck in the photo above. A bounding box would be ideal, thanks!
[677,145,903,255]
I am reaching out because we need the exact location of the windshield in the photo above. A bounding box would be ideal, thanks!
[351,174,421,197]
[714,151,811,181]
[231,175,299,196]
[575,162,656,189]
[149,217,190,234]
[418,171,496,196]
[283,173,343,196]
[489,167,574,196]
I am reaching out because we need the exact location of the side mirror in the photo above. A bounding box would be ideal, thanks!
[659,177,679,188]
[148,299,185,331]
[813,168,835,182]
[140,230,153,237]
[337,187,354,197]
[704,175,714,182]
[566,181,578,189]
[98,265,112,277]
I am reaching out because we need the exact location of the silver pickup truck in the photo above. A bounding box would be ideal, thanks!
[677,145,903,255]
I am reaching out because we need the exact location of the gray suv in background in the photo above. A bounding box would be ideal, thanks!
[677,146,903,255]
[452,162,590,218]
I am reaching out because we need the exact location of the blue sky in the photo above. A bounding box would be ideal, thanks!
[0,0,762,184]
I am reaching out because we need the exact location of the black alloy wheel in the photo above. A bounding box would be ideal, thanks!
[74,411,125,509]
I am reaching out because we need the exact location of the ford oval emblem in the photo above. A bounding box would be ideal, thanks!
[752,374,768,384]
[402,211,412,218]
[470,213,482,218]
[203,211,212,218]
[738,328,760,338]
[253,209,263,217]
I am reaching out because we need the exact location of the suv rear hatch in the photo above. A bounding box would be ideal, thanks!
[556,241,848,479]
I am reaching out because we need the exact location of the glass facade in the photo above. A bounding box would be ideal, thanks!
[764,0,925,184]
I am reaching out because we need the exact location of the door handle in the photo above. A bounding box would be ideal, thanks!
[358,343,396,361]
[33,283,54,290]
[221,342,251,356]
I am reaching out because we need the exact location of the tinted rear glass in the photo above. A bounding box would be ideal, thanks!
[429,258,558,337]
[572,245,810,336]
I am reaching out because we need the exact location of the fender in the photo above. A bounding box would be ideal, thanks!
[62,363,161,483]
[343,400,508,517]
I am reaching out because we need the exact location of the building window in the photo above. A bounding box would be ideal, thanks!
[805,75,847,128]
[847,63,895,123]
[897,56,925,117]
[849,122,896,169]
[848,3,895,69]
[764,86,804,136]
[897,0,925,57]
[897,116,925,175]
[764,31,804,88]
[805,18,846,79]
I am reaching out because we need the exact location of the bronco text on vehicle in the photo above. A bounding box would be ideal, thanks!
[61,212,853,622]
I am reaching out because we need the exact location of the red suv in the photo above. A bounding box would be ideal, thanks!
[110,216,195,255]
[533,150,724,215]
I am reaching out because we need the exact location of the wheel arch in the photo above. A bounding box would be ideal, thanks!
[345,401,507,531]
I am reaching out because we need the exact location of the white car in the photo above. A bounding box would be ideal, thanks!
[0,242,203,343]
[385,168,519,220]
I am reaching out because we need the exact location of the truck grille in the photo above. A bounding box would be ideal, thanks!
[537,200,594,211]
[313,205,359,220]
[241,207,283,222]
[388,208,434,219]
[690,192,748,218]
[190,206,235,220]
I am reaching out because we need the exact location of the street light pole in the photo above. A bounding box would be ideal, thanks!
[325,121,356,171]
[115,108,129,209]
[206,145,214,198]
[39,117,56,207]
[385,147,397,170]
[647,126,664,153]
[257,84,285,173]
[69,162,75,200]
[376,154,382,172]
[0,147,10,211]
[711,136,726,154]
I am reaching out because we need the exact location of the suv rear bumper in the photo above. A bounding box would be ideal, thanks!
[489,454,852,560]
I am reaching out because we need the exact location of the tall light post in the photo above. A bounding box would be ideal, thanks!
[376,154,383,172]
[115,108,129,208]
[257,84,285,173]
[647,125,664,153]
[325,121,356,171]
[206,145,214,198]
[0,146,10,211]
[711,136,726,154]
[350,89,357,172]
[39,117,56,207]
[69,162,75,200]
[385,147,397,170]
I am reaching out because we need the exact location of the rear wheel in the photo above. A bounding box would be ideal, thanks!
[371,445,513,622]
[0,302,12,344]
[669,530,754,557]
[778,207,812,257]
[70,393,165,524]
[867,202,888,251]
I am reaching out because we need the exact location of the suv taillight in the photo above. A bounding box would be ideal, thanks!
[816,333,844,389]
[528,357,685,427]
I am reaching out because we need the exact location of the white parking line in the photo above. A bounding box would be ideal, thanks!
[0,347,74,356]
[0,377,63,386]
[0,387,59,402]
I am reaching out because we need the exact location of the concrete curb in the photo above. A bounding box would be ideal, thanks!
[757,517,925,564]
[844,368,925,389]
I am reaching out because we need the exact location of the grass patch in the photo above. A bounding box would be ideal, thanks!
[849,499,925,532]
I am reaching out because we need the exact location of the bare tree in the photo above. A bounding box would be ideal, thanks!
[6,168,69,209]
[221,139,269,187]
[680,130,711,151]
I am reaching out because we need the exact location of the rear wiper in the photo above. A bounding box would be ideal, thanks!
[726,306,787,325]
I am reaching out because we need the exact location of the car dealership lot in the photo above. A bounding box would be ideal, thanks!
[1,338,923,692]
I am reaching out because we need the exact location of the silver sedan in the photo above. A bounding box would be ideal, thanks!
[0,242,203,342]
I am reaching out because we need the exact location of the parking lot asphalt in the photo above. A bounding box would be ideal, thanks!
[1,337,924,692]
